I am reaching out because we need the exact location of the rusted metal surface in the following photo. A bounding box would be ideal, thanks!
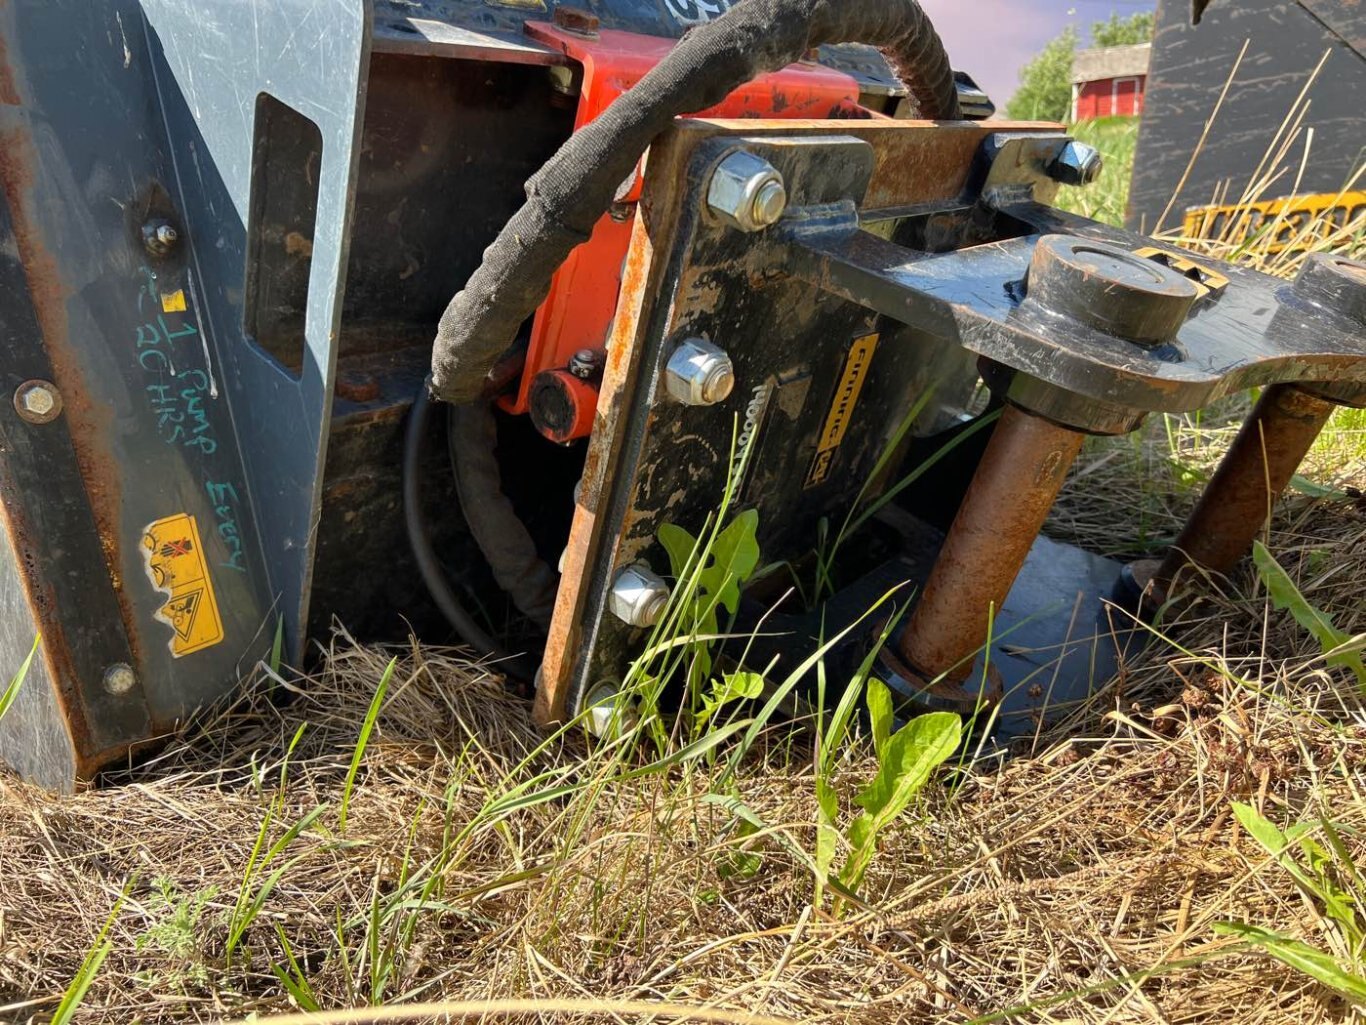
[534,189,661,725]
[1154,384,1337,593]
[899,405,1085,683]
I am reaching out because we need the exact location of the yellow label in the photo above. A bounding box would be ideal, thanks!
[160,289,187,313]
[805,333,879,489]
[1133,247,1230,298]
[1182,191,1366,255]
[142,513,224,657]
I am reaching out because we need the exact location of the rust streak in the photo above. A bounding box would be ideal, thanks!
[0,68,143,692]
[900,405,1085,683]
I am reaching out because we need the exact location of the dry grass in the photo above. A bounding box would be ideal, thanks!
[5,52,1366,1025]
[2,422,1365,1023]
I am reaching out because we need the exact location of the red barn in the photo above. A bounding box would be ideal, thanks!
[1071,43,1151,121]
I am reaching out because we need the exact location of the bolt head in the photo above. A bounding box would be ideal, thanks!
[142,217,180,256]
[13,380,61,424]
[750,179,788,229]
[665,338,736,407]
[568,348,602,379]
[707,151,787,233]
[608,564,670,628]
[22,388,54,416]
[583,682,640,738]
[103,663,137,696]
[1049,140,1104,187]
[552,4,600,37]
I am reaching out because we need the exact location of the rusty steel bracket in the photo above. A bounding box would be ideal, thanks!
[536,118,1366,736]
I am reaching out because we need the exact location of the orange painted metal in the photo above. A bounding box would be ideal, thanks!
[501,23,870,422]
[529,369,600,444]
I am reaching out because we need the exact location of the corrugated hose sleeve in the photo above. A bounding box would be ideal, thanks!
[429,0,959,403]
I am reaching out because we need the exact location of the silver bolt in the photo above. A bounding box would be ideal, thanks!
[568,348,602,379]
[664,338,735,407]
[13,380,61,424]
[583,682,639,738]
[103,663,137,696]
[142,217,180,256]
[546,65,579,97]
[707,151,788,232]
[1048,140,1104,187]
[608,564,670,628]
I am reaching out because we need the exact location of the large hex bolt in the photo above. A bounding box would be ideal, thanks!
[608,565,670,628]
[665,338,736,407]
[706,152,787,233]
[899,235,1199,685]
[1047,140,1104,187]
[13,380,62,424]
[1153,253,1366,596]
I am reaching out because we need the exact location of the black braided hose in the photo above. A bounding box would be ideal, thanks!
[428,0,961,402]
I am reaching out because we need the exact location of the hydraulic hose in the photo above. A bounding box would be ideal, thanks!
[403,377,538,681]
[429,0,960,402]
[446,401,560,632]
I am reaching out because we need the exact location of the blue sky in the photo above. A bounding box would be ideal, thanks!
[920,0,1157,112]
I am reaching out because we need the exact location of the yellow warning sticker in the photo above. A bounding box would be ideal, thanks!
[1182,191,1366,255]
[142,513,225,657]
[160,289,187,313]
[805,332,880,489]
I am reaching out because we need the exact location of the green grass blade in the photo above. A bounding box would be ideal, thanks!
[340,657,397,831]
[51,880,130,1025]
[1213,922,1366,1004]
[0,635,39,724]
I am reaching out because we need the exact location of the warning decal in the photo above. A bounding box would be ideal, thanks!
[142,513,225,657]
[805,333,880,489]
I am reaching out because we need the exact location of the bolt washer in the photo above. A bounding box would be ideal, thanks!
[13,379,63,425]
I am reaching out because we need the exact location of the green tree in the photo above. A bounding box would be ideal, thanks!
[1091,12,1156,48]
[1005,25,1077,122]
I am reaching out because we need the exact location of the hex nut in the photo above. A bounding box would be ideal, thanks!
[1048,140,1104,187]
[103,663,138,696]
[552,4,600,37]
[141,217,180,257]
[665,338,735,407]
[706,151,788,232]
[608,564,670,628]
[13,380,62,424]
[583,682,640,738]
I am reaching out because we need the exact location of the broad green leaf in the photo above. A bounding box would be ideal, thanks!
[1233,804,1356,929]
[840,711,961,890]
[699,671,764,728]
[1214,922,1366,1004]
[854,711,962,815]
[815,778,839,881]
[1234,801,1290,860]
[867,677,894,760]
[1253,542,1366,687]
[658,522,700,581]
[700,509,761,622]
